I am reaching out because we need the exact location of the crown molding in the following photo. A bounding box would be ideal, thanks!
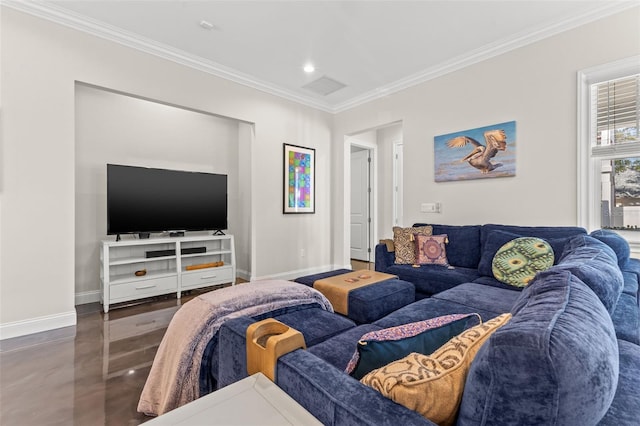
[331,1,640,113]
[3,0,637,115]
[1,0,335,113]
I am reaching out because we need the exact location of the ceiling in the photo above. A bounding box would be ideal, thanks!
[7,1,639,112]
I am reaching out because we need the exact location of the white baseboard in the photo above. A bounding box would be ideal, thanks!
[75,290,101,305]
[0,310,77,340]
[252,264,347,282]
[235,268,251,282]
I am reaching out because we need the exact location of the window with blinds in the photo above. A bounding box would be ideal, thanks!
[592,74,639,146]
[591,74,640,231]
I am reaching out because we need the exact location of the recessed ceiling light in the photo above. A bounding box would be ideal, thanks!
[303,63,315,73]
[199,20,214,30]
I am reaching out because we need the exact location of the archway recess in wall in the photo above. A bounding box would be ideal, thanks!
[74,82,254,305]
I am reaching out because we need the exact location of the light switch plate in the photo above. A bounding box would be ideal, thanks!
[421,202,441,213]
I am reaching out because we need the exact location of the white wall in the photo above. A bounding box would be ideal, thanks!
[0,7,332,338]
[331,8,640,266]
[74,84,249,303]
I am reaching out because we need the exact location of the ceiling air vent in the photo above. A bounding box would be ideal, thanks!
[303,76,347,96]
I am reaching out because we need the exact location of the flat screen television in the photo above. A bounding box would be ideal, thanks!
[107,164,227,236]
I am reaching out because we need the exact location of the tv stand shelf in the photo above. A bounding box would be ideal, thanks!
[100,234,235,313]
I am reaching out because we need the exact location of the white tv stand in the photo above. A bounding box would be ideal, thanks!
[100,234,235,313]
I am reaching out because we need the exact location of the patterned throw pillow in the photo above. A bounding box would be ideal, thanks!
[393,226,432,264]
[414,234,449,266]
[360,313,512,426]
[492,237,554,287]
[345,313,480,380]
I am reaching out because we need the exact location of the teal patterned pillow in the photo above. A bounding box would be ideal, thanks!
[345,313,480,380]
[492,237,554,287]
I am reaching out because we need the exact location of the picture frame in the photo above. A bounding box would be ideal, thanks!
[283,143,315,214]
[434,120,516,182]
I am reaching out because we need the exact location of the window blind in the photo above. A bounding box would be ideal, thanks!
[593,74,639,146]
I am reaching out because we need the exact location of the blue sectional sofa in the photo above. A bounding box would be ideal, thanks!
[213,224,640,425]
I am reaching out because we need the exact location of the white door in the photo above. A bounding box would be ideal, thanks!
[351,149,370,261]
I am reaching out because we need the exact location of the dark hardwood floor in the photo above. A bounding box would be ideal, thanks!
[0,283,237,426]
[351,259,374,270]
[0,264,371,425]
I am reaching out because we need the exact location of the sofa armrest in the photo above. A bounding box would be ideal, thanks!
[375,243,395,272]
[277,349,433,426]
[217,316,256,388]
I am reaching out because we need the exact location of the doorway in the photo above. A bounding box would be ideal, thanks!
[350,147,372,261]
[344,121,403,268]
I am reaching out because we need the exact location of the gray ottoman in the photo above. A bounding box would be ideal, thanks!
[294,269,415,324]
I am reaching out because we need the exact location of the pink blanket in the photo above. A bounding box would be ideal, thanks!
[137,279,332,416]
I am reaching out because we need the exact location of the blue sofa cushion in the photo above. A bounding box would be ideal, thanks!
[590,229,631,269]
[413,224,481,269]
[272,307,356,347]
[621,271,638,298]
[622,258,640,298]
[374,297,500,329]
[346,314,480,380]
[480,224,587,247]
[458,269,619,426]
[295,270,415,324]
[597,339,640,425]
[308,324,381,370]
[347,279,415,324]
[610,292,640,344]
[432,283,520,315]
[472,275,529,291]
[217,316,256,388]
[557,235,623,314]
[385,264,480,296]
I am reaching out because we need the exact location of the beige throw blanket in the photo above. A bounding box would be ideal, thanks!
[137,280,332,416]
[313,270,398,315]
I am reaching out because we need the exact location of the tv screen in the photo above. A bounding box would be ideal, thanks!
[107,164,227,235]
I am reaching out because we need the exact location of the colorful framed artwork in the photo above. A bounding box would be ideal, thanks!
[283,143,315,214]
[434,121,516,182]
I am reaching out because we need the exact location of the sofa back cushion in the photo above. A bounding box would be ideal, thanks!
[413,224,481,268]
[590,229,631,268]
[557,235,624,314]
[457,269,619,426]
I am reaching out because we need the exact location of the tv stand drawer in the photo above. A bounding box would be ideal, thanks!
[110,276,178,301]
[182,267,233,289]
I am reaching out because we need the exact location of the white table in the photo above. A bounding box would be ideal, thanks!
[144,373,322,425]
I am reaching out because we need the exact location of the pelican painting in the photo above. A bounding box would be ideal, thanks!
[434,121,516,182]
